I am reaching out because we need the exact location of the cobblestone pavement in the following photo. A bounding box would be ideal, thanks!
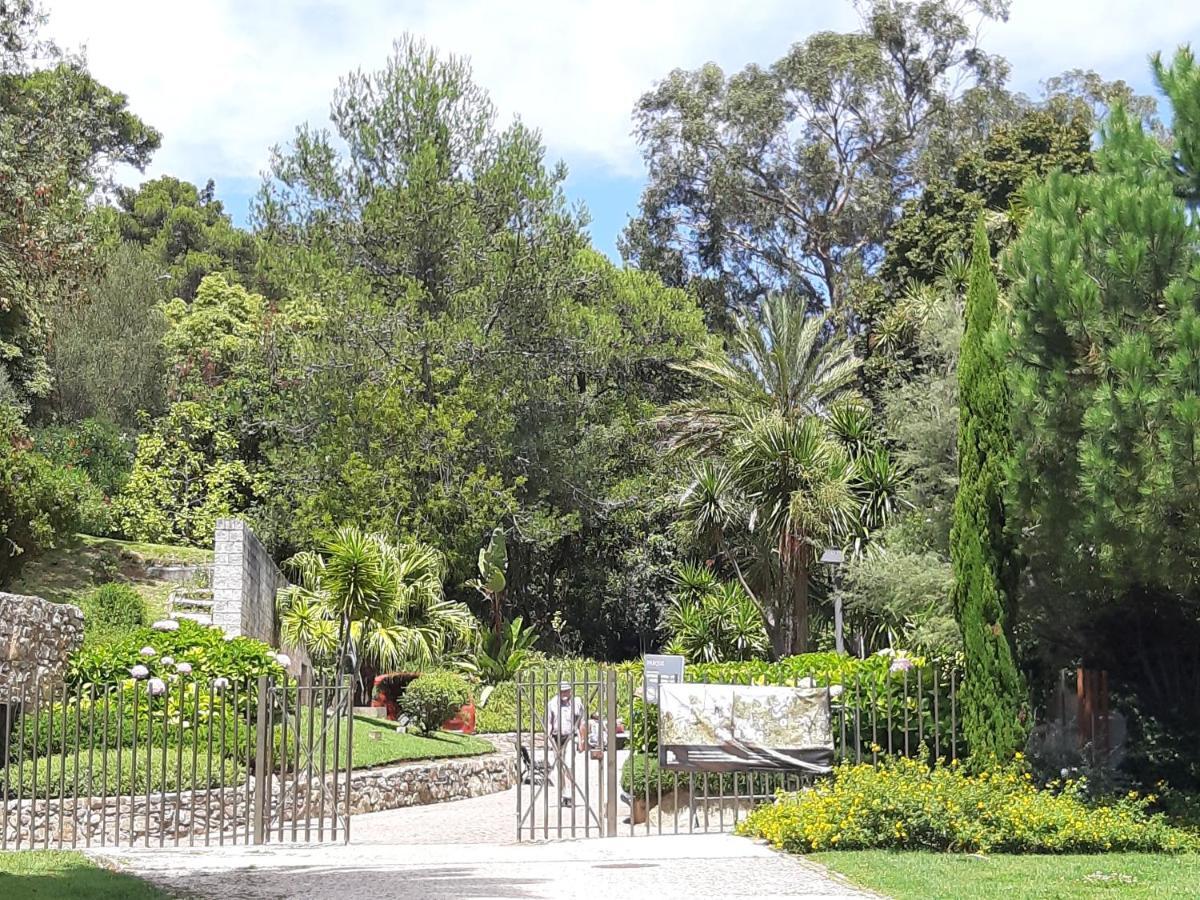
[91,834,877,899]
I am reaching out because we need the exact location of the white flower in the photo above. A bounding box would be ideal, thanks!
[175,662,193,675]
[129,665,149,679]
[151,619,180,632]
[148,678,167,696]
[212,677,230,691]
[160,656,175,667]
[139,646,157,657]
[274,653,291,668]
[890,657,915,673]
[223,634,236,642]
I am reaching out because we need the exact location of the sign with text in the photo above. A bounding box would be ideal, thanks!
[658,682,834,773]
[642,653,685,704]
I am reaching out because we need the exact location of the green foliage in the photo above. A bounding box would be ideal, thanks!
[620,753,751,801]
[3,745,243,799]
[278,527,477,677]
[105,177,256,301]
[662,564,767,663]
[468,526,508,633]
[46,243,169,427]
[33,419,135,499]
[115,401,257,546]
[840,546,958,656]
[736,756,1197,854]
[475,680,522,734]
[398,671,471,735]
[68,617,284,685]
[623,1,1010,314]
[78,582,146,644]
[951,221,1025,762]
[474,617,538,685]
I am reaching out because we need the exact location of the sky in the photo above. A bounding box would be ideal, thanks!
[41,1,1200,259]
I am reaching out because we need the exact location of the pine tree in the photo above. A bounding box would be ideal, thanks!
[951,220,1026,761]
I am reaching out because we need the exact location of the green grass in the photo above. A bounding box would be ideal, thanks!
[344,717,494,769]
[0,851,167,899]
[9,534,213,621]
[812,851,1200,899]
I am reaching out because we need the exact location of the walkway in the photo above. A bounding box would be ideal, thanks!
[90,833,875,899]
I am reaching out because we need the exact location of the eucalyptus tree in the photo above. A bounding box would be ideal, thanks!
[623,0,1012,318]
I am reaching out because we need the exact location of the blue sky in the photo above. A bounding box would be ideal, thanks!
[43,1,1200,259]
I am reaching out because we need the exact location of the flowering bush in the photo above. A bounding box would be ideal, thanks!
[735,756,1198,854]
[69,618,284,686]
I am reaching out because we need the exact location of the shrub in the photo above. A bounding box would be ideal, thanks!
[2,746,244,799]
[620,754,758,801]
[663,564,768,663]
[69,617,284,685]
[399,671,471,735]
[735,756,1198,854]
[80,583,146,631]
[475,617,539,684]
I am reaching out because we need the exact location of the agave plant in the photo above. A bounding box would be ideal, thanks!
[276,526,478,682]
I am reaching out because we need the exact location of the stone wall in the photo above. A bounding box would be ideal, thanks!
[211,519,282,645]
[3,748,517,847]
[0,593,84,706]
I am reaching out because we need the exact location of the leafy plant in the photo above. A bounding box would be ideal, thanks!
[663,563,767,663]
[468,526,507,635]
[78,582,146,646]
[277,526,478,680]
[736,756,1198,854]
[398,671,471,735]
[475,617,538,685]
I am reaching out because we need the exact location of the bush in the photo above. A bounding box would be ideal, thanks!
[80,583,146,631]
[619,754,759,801]
[2,746,244,799]
[663,564,768,663]
[69,617,285,686]
[399,672,470,735]
[735,756,1198,854]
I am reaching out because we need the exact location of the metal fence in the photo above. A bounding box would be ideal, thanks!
[1,673,352,850]
[516,661,961,840]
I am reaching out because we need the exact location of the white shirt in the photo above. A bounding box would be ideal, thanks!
[546,695,584,737]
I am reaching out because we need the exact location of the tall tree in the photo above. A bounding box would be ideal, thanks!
[952,220,1024,760]
[622,0,1010,317]
[103,176,256,301]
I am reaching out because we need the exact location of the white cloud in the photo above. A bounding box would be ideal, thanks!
[40,0,1200,195]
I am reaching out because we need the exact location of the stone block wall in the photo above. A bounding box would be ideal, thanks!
[0,593,84,706]
[211,519,281,644]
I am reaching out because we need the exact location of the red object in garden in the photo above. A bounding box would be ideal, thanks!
[372,672,420,721]
[441,700,476,735]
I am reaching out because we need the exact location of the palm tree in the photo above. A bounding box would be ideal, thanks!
[663,293,860,454]
[276,526,478,685]
[667,296,902,655]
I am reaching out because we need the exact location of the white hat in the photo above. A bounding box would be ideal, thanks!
[559,681,572,691]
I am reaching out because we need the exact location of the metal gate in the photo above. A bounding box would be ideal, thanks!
[1,673,353,850]
[517,662,961,840]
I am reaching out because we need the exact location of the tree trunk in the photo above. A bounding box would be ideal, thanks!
[790,562,810,655]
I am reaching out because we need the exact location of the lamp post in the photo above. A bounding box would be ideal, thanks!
[820,548,846,655]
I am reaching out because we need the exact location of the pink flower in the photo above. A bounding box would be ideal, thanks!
[890,657,915,673]
[139,646,157,657]
[151,619,180,632]
[160,656,175,667]
[212,677,230,691]
[148,678,167,696]
[129,665,149,679]
[175,662,192,675]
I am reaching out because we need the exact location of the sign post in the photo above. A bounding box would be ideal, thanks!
[642,653,685,704]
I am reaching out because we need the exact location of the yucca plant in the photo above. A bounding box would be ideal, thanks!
[663,565,768,664]
[276,526,478,684]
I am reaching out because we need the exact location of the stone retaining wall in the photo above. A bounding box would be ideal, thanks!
[3,746,517,846]
[0,593,84,706]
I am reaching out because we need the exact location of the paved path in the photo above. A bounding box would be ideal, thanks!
[90,834,875,899]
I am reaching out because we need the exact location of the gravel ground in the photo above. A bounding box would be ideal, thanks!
[90,834,875,899]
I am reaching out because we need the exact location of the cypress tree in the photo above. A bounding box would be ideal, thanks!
[950,220,1026,761]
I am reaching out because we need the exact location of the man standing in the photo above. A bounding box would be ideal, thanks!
[546,680,586,806]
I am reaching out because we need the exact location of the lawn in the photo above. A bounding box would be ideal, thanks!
[0,851,166,899]
[812,851,1200,899]
[10,533,213,620]
[333,717,495,769]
